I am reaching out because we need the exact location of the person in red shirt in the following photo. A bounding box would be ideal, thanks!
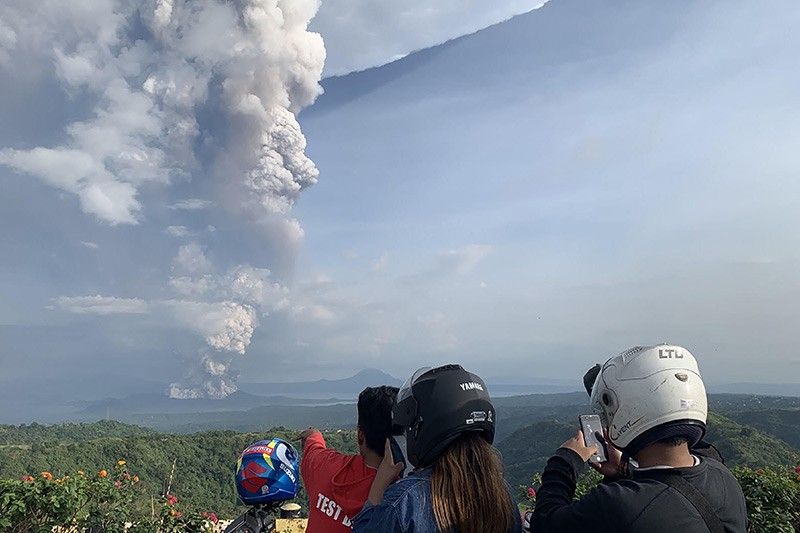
[300,385,399,533]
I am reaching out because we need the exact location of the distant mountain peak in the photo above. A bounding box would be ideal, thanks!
[353,368,399,380]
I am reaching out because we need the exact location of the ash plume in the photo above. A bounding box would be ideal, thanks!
[3,0,326,397]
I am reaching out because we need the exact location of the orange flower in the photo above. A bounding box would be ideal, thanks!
[41,471,53,480]
[132,475,139,483]
[98,469,108,478]
[169,509,182,518]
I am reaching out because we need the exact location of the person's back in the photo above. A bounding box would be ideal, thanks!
[353,365,522,533]
[532,443,746,532]
[612,458,745,531]
[300,385,398,533]
[354,434,521,533]
[531,345,747,533]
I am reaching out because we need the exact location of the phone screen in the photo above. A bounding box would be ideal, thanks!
[579,415,608,463]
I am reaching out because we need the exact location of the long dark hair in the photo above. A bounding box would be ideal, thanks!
[431,433,515,533]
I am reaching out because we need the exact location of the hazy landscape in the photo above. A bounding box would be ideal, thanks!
[2,0,800,530]
[2,381,800,518]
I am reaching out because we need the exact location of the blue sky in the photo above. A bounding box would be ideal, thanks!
[0,0,799,402]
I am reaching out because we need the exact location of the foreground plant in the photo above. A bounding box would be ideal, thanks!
[733,465,800,532]
[0,459,218,532]
[522,465,800,533]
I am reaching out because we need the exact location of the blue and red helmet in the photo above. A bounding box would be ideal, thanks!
[235,438,299,505]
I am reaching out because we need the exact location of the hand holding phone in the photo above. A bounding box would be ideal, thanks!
[578,415,608,463]
[388,436,406,474]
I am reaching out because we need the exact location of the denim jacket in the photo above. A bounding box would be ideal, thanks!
[352,468,522,533]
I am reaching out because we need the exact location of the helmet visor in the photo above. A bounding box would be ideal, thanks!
[397,366,432,403]
[393,367,432,431]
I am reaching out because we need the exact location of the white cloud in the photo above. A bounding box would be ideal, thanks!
[291,303,337,323]
[57,294,256,354]
[399,244,493,289]
[81,241,99,249]
[55,291,258,398]
[168,198,214,211]
[55,295,149,315]
[0,0,324,225]
[171,243,212,275]
[165,300,257,355]
[0,18,16,66]
[223,265,289,310]
[438,244,492,274]
[372,253,389,272]
[0,147,140,224]
[312,0,549,74]
[165,225,191,238]
[168,275,216,298]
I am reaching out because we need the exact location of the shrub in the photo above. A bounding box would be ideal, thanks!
[521,465,800,533]
[0,460,217,532]
[733,466,800,533]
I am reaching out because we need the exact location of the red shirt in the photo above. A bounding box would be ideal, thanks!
[301,430,376,532]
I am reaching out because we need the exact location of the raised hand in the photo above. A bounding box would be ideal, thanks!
[560,430,599,463]
[589,431,626,478]
[367,439,405,505]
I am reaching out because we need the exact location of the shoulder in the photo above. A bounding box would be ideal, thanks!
[702,457,735,477]
[381,471,431,507]
[351,471,433,532]
[697,457,743,488]
[586,477,670,517]
[700,458,746,500]
[303,446,355,471]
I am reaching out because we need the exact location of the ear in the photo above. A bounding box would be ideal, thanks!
[357,426,365,446]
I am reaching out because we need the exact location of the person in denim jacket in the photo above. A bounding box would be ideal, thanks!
[352,364,522,533]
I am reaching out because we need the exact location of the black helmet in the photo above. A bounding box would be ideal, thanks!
[392,364,495,467]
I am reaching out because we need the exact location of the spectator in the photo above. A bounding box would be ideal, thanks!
[531,344,747,533]
[353,364,522,533]
[300,385,398,533]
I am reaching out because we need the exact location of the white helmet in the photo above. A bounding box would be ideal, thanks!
[588,344,708,453]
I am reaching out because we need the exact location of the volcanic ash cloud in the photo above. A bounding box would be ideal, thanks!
[4,0,327,397]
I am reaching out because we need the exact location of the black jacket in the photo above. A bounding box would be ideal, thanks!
[532,448,747,533]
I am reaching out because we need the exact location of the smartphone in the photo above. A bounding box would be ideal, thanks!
[389,436,413,478]
[578,414,608,463]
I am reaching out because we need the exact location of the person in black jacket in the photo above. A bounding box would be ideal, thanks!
[531,344,747,533]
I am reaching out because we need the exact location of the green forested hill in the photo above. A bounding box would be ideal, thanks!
[2,407,799,520]
[705,412,800,467]
[0,420,156,444]
[497,412,800,491]
[725,409,800,450]
[0,426,357,517]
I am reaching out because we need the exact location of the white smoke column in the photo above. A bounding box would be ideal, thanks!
[1,0,326,396]
[165,245,292,398]
[0,0,325,225]
[166,300,259,399]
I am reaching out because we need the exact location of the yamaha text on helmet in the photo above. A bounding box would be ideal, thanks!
[392,364,495,467]
[587,344,708,456]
